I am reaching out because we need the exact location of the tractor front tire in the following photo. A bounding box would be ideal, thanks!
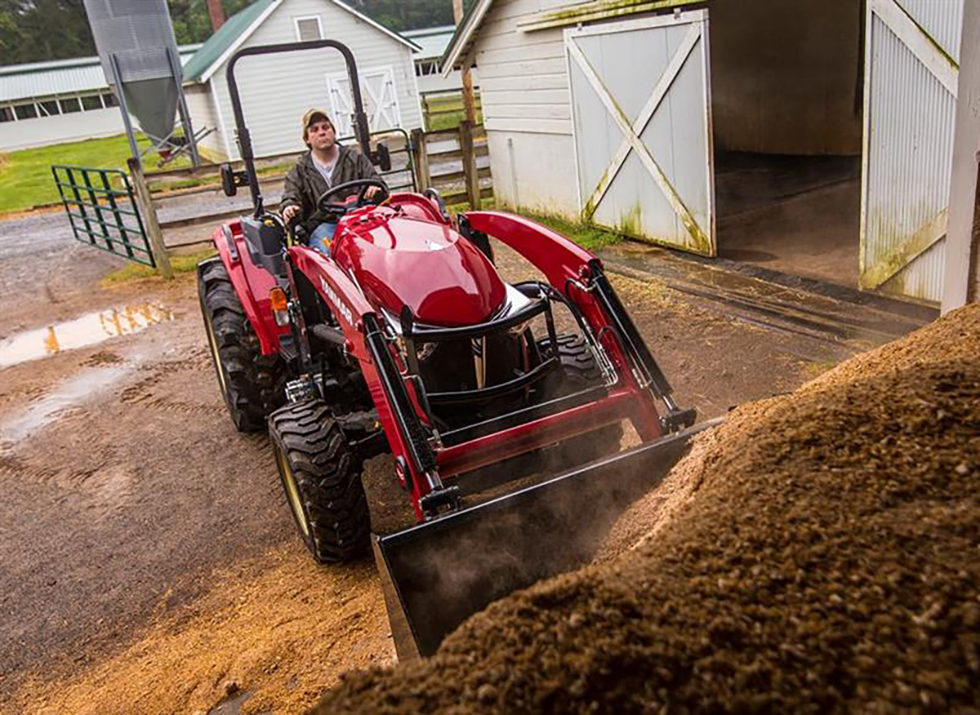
[198,257,284,432]
[268,400,371,564]
[541,333,624,462]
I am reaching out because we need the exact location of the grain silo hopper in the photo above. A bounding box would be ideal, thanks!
[83,0,201,167]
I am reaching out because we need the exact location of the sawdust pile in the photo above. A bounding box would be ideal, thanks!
[10,548,389,715]
[594,426,720,563]
[600,299,980,563]
[314,303,980,713]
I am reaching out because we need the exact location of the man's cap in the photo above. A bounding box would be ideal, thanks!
[302,109,333,142]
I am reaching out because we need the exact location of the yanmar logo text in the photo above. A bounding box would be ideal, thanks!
[320,276,353,326]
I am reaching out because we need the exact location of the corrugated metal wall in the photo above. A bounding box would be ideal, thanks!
[861,0,963,303]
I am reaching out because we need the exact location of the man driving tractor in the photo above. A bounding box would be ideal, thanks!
[281,108,385,254]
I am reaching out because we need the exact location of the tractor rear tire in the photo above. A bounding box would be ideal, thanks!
[198,257,285,432]
[268,400,371,564]
[541,333,624,462]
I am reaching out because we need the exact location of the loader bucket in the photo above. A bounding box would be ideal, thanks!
[373,419,721,660]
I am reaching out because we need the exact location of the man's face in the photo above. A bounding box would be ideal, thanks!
[308,119,336,150]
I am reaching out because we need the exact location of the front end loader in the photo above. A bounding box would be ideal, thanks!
[198,38,710,660]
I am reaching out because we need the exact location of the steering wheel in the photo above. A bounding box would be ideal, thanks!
[317,179,389,217]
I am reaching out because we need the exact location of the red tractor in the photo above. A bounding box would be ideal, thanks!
[199,40,705,659]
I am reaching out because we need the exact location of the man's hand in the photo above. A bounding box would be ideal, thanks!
[364,186,381,200]
[282,205,300,223]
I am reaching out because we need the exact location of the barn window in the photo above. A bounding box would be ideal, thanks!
[39,99,60,116]
[295,15,322,42]
[60,97,82,113]
[102,92,117,107]
[0,106,14,123]
[81,95,103,111]
[14,103,38,120]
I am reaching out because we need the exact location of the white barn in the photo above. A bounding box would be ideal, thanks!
[182,0,422,162]
[0,47,198,152]
[403,25,472,95]
[444,0,971,308]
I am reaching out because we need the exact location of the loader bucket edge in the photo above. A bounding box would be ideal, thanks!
[373,418,723,661]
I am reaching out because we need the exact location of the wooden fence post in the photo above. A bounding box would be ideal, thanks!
[421,95,431,131]
[127,157,174,280]
[411,128,432,192]
[459,120,481,210]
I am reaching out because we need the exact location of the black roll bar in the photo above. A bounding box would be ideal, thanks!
[225,40,373,217]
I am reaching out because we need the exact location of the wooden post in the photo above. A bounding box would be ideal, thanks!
[459,120,481,210]
[411,128,431,192]
[461,63,478,126]
[453,0,478,126]
[127,157,174,279]
[421,94,431,131]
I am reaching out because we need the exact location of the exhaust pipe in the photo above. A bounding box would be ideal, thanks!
[373,419,721,660]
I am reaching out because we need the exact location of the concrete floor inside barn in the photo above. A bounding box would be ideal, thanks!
[715,152,861,288]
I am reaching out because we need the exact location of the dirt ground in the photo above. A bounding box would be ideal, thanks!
[0,223,920,714]
[316,304,980,714]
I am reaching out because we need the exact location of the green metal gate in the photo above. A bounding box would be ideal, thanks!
[51,165,155,267]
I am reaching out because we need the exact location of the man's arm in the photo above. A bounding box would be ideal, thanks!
[356,152,386,199]
[281,163,306,221]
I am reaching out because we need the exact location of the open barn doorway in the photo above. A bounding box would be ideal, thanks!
[708,0,864,288]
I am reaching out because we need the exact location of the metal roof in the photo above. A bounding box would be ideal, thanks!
[183,0,421,84]
[0,45,200,104]
[402,25,457,61]
[441,0,700,73]
[181,0,275,81]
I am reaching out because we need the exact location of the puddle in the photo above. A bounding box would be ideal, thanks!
[0,366,129,446]
[0,303,174,370]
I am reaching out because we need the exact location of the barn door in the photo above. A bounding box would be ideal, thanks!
[860,0,964,302]
[326,66,403,137]
[565,10,715,255]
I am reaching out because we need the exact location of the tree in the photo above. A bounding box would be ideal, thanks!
[0,0,94,64]
[0,0,474,67]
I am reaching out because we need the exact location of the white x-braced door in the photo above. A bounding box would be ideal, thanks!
[566,10,715,255]
[860,0,963,302]
[326,65,403,137]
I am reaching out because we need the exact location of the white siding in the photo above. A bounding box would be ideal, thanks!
[469,0,578,215]
[473,0,572,137]
[0,108,124,151]
[207,0,422,160]
[488,130,578,217]
[182,82,223,158]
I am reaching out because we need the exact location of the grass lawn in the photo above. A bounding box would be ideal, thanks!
[0,133,191,214]
[424,94,484,131]
[99,247,215,287]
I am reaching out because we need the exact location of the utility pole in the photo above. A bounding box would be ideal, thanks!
[453,0,478,126]
[207,0,225,31]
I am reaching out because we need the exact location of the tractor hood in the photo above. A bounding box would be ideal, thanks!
[333,212,506,327]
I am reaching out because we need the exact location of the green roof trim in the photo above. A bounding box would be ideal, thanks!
[182,0,275,82]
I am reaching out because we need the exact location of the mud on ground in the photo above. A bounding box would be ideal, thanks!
[0,232,900,714]
[315,304,980,713]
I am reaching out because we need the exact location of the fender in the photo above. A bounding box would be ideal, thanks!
[212,221,282,355]
[289,245,375,362]
[291,245,435,512]
[465,211,595,289]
